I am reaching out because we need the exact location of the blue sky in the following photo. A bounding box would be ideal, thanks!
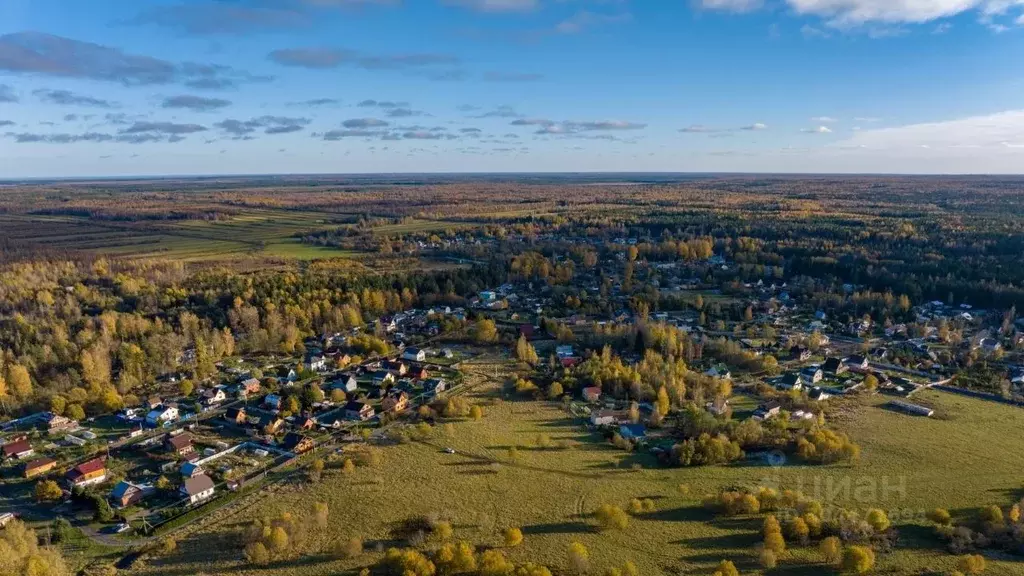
[1,0,1023,176]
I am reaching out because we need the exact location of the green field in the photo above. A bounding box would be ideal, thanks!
[135,376,1024,576]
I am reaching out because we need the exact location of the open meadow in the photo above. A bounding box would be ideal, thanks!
[132,368,1024,576]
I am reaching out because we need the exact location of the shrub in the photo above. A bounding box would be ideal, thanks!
[764,530,786,555]
[759,548,777,569]
[786,517,810,544]
[384,547,436,576]
[819,536,842,564]
[958,554,986,575]
[335,537,362,559]
[712,560,739,576]
[434,521,453,541]
[244,542,269,565]
[567,542,589,574]
[594,504,629,531]
[479,550,515,576]
[504,527,523,547]
[927,508,953,525]
[803,513,823,538]
[978,506,1003,525]
[841,545,875,574]
[866,508,890,532]
[763,515,782,536]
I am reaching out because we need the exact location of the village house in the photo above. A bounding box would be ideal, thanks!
[305,354,328,373]
[66,457,107,488]
[165,433,195,457]
[23,457,57,479]
[372,371,396,387]
[423,378,447,397]
[343,400,375,421]
[789,346,812,361]
[146,405,179,427]
[237,378,261,398]
[112,477,153,504]
[752,401,782,421]
[180,462,204,478]
[618,424,647,441]
[844,355,870,371]
[409,366,429,380]
[330,375,359,394]
[402,347,426,362]
[382,390,410,413]
[264,394,282,410]
[181,474,216,504]
[2,438,34,460]
[775,373,802,391]
[822,357,848,376]
[590,410,620,427]
[705,364,732,380]
[707,396,730,416]
[280,367,298,383]
[281,432,315,454]
[556,345,575,359]
[800,366,824,385]
[202,387,227,406]
[298,416,317,431]
[224,407,247,425]
[809,387,831,401]
[260,415,285,435]
[383,360,409,376]
[581,386,602,403]
[41,413,77,434]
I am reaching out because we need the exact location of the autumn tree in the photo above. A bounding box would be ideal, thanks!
[841,546,875,574]
[516,335,539,365]
[504,527,523,547]
[567,542,589,574]
[819,536,842,564]
[474,319,499,345]
[712,560,739,576]
[594,504,629,531]
[35,480,63,502]
[958,554,986,575]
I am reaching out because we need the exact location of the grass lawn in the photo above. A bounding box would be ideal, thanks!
[130,375,1024,576]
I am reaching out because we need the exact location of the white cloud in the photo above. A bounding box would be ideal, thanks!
[742,122,768,130]
[705,0,1024,26]
[834,109,1024,149]
[802,125,833,133]
[697,0,765,12]
[1017,12,1024,22]
[811,116,838,123]
[444,0,537,12]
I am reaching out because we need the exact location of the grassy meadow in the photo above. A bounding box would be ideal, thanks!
[0,210,463,262]
[132,376,1024,576]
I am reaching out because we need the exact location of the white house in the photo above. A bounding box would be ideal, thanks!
[146,406,179,427]
[180,474,216,504]
[202,387,227,406]
[306,355,328,372]
[402,347,426,362]
[590,410,619,426]
[331,376,358,394]
[705,365,732,380]
[800,366,824,385]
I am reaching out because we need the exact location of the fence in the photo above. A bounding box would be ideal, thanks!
[932,384,1024,407]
